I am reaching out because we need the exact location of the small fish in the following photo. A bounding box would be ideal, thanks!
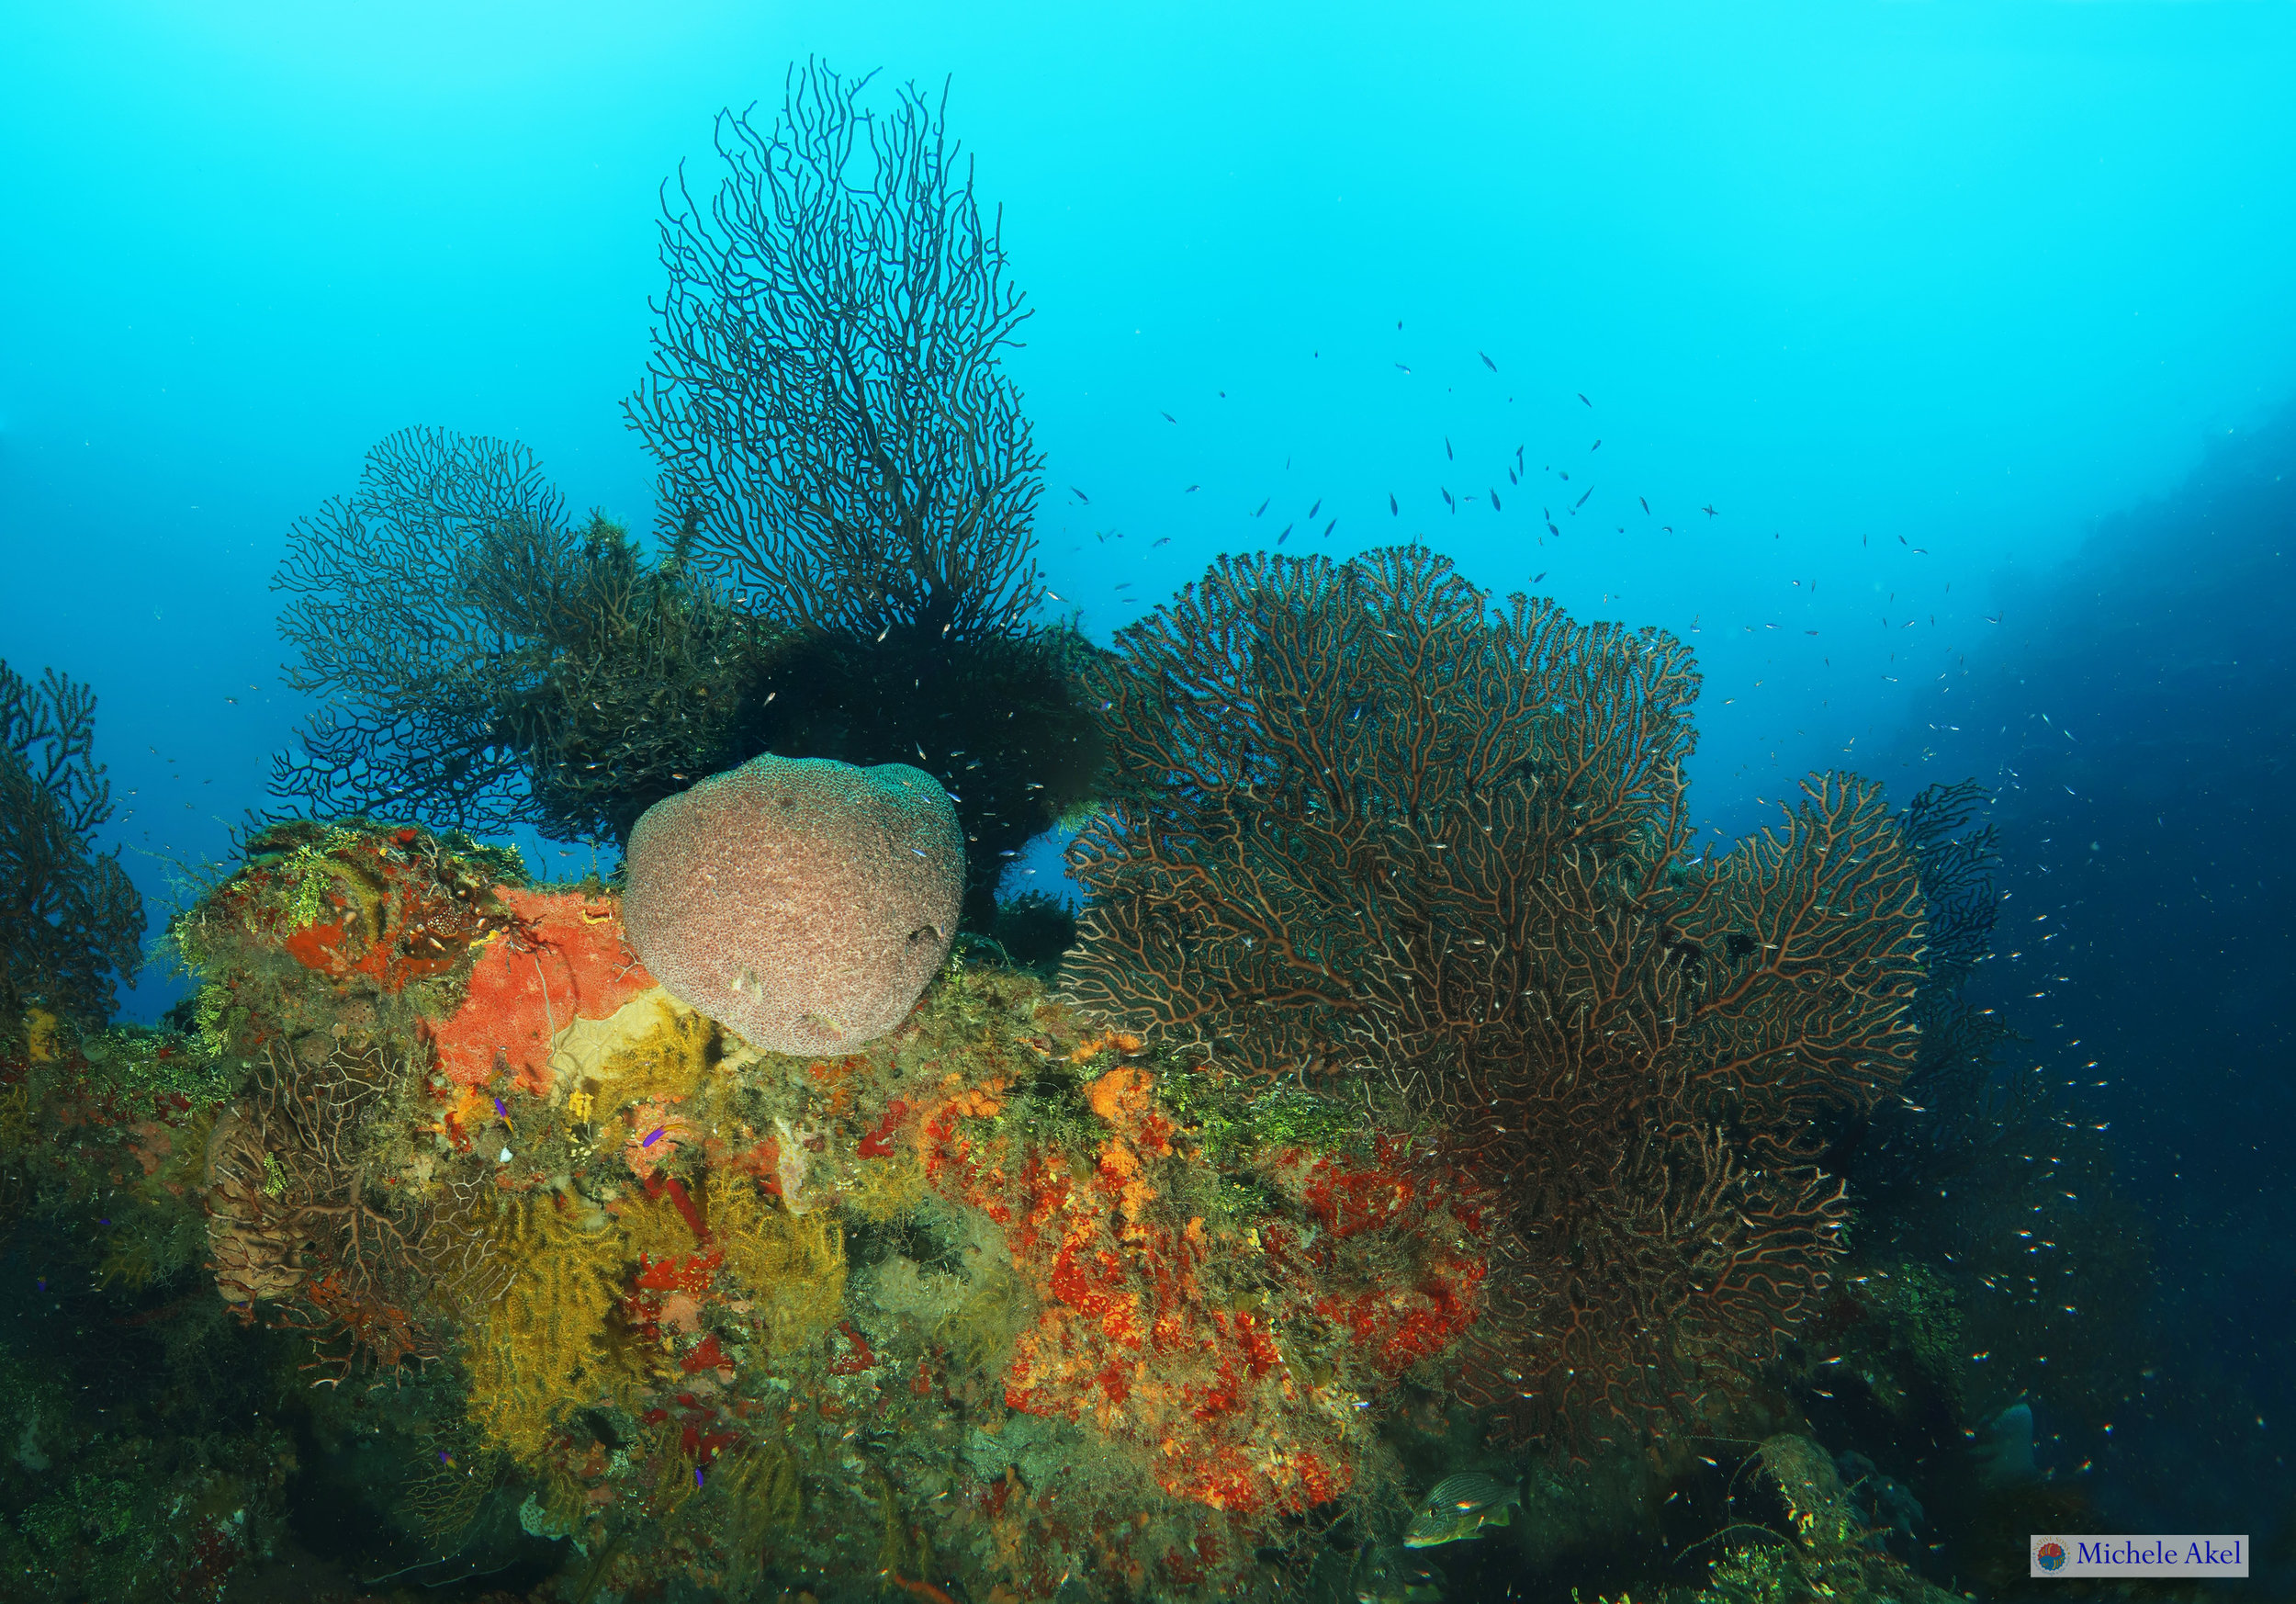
[1490,490,1502,511]
[1390,492,1400,515]
[1591,439,1601,450]
[1153,537,1171,547]
[1277,525,1291,544]
[1640,496,1649,514]
[1255,498,1270,516]
[1160,411,1176,423]
[1395,363,1412,374]
[1445,437,1454,459]
[1480,351,1498,371]
[1322,518,1336,537]
[1441,488,1456,512]
[1308,499,1322,517]
[1352,1544,1446,1604]
[1702,504,1718,517]
[1071,486,1090,503]
[1404,1474,1522,1549]
[1184,484,1200,492]
[1532,570,1546,582]
[1578,393,1592,406]
[1573,487,1593,509]
[642,1127,666,1148]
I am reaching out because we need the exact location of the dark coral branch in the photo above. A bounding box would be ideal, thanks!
[270,427,773,844]
[1458,1122,1848,1450]
[626,59,1044,644]
[1,659,144,1044]
[205,1040,447,1382]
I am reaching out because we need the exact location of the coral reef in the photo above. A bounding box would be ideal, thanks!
[1,48,2127,1588]
[0,773,2102,1603]
[1064,547,1926,1452]
[66,821,1507,1598]
[623,752,962,1054]
[1,659,143,1057]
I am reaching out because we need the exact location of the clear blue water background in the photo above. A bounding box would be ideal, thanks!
[5,0,2293,1544]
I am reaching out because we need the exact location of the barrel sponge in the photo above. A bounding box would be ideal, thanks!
[620,753,962,1056]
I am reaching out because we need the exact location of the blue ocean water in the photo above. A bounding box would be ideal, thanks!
[4,3,2292,1599]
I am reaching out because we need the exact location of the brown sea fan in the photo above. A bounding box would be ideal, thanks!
[1063,546,1926,1450]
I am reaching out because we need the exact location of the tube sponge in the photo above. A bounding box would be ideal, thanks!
[621,753,962,1055]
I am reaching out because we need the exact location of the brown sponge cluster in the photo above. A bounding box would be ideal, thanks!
[621,753,962,1056]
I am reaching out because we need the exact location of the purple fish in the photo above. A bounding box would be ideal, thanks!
[643,1127,666,1148]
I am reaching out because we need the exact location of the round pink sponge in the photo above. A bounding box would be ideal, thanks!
[620,753,962,1055]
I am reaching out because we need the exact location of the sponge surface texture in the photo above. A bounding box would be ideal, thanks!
[621,753,962,1056]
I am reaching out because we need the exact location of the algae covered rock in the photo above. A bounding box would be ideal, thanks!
[622,752,963,1055]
